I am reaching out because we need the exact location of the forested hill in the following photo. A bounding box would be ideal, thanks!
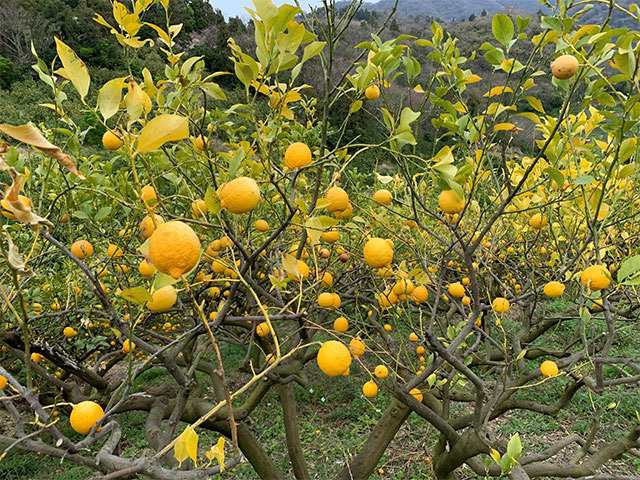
[0,0,242,83]
[362,0,547,21]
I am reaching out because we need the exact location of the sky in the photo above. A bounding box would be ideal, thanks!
[210,0,326,19]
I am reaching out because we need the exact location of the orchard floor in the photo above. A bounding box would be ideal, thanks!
[1,300,639,479]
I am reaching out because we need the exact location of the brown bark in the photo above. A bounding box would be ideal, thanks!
[335,399,410,480]
[280,383,310,479]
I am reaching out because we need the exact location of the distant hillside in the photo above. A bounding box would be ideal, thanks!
[363,0,549,21]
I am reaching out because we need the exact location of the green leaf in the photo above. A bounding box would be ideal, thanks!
[619,137,636,162]
[119,287,153,304]
[136,114,189,153]
[302,41,325,63]
[201,82,226,101]
[617,255,640,283]
[54,37,90,101]
[204,187,221,215]
[95,206,112,221]
[573,175,595,185]
[97,77,126,120]
[507,433,522,461]
[492,14,514,48]
[544,167,564,188]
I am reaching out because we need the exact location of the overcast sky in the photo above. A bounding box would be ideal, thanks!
[210,0,326,19]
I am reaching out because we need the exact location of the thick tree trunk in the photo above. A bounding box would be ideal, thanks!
[213,420,287,480]
[280,383,311,479]
[335,399,410,480]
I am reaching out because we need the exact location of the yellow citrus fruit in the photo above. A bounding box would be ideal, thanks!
[349,337,365,358]
[543,281,565,298]
[325,187,349,212]
[146,285,178,312]
[284,142,312,169]
[1,195,31,220]
[462,296,471,306]
[317,340,351,377]
[321,229,340,243]
[63,327,77,338]
[332,293,342,309]
[194,135,209,151]
[363,238,393,268]
[448,282,465,299]
[529,213,547,229]
[190,199,207,217]
[392,279,414,296]
[410,388,423,403]
[219,177,261,214]
[107,244,123,259]
[148,221,201,279]
[411,285,429,304]
[318,292,334,308]
[0,375,6,390]
[122,339,135,353]
[580,265,611,291]
[138,259,157,278]
[333,316,349,332]
[333,203,353,220]
[373,189,392,205]
[320,272,334,288]
[255,219,269,232]
[591,298,603,310]
[140,185,158,207]
[409,332,419,342]
[363,380,378,398]
[416,346,425,355]
[492,297,510,314]
[256,322,270,337]
[374,365,388,379]
[139,214,164,240]
[70,240,94,260]
[365,85,380,100]
[438,190,465,214]
[102,131,123,150]
[70,401,104,434]
[551,54,579,80]
[540,360,559,377]
[383,324,392,332]
[287,260,310,281]
[30,353,43,363]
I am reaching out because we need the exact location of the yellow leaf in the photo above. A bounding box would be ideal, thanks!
[0,154,53,228]
[145,22,173,48]
[490,448,501,464]
[174,426,198,467]
[136,114,189,153]
[461,74,482,85]
[0,123,84,178]
[125,79,151,123]
[494,123,516,132]
[483,86,513,97]
[413,84,425,93]
[142,68,157,98]
[282,253,299,278]
[205,437,225,471]
[97,77,127,120]
[54,37,90,101]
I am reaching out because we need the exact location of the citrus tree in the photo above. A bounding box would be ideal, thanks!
[1,0,640,479]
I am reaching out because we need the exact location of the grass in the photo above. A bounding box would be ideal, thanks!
[2,296,639,479]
